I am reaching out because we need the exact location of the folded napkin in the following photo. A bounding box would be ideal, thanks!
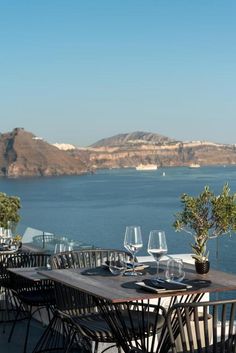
[144,279,188,291]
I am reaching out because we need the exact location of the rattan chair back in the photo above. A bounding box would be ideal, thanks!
[51,248,133,269]
[167,298,236,353]
[7,252,50,269]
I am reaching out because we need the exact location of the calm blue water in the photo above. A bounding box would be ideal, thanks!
[1,165,236,276]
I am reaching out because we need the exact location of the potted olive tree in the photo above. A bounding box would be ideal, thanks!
[173,184,236,274]
[0,192,21,234]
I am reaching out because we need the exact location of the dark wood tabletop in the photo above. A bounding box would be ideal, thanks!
[8,267,49,281]
[39,262,236,303]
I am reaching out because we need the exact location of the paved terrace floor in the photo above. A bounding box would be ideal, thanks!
[0,320,94,353]
[0,319,45,353]
[0,317,117,353]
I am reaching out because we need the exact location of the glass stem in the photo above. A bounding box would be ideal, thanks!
[132,253,135,275]
[156,260,160,279]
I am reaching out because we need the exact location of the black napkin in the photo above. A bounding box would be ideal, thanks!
[143,279,188,291]
[82,267,112,276]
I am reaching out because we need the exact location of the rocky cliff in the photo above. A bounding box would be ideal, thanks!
[0,128,89,177]
[72,132,236,170]
[1,129,236,177]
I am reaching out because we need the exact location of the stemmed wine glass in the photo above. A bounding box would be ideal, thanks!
[124,226,143,276]
[148,230,168,279]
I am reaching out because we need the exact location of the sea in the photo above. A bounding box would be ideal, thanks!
[1,165,236,279]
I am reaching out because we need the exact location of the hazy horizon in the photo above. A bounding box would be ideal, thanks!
[1,1,236,146]
[1,127,233,148]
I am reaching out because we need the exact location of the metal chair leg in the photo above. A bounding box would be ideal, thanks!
[8,305,22,342]
[33,312,70,353]
[23,305,33,353]
[94,341,99,353]
[64,330,76,353]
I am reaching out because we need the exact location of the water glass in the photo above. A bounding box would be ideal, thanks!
[109,253,127,276]
[54,243,66,253]
[68,240,75,251]
[165,258,185,282]
[46,257,52,270]
[5,228,12,238]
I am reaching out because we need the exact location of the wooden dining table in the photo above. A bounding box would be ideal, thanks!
[37,262,236,353]
[37,262,236,301]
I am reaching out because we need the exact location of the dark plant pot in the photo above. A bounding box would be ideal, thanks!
[195,261,210,274]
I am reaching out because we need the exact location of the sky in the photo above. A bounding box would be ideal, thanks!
[0,0,236,146]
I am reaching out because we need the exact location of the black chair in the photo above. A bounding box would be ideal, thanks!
[50,249,138,353]
[54,281,166,353]
[0,251,23,331]
[33,249,134,353]
[36,249,165,353]
[7,252,55,353]
[50,248,135,269]
[166,298,236,353]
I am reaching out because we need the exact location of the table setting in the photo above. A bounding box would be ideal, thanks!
[0,240,19,254]
[36,222,235,299]
[0,226,22,254]
[72,223,213,298]
[58,224,213,299]
[88,225,199,295]
[37,239,236,353]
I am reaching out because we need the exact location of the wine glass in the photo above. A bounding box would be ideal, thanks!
[147,230,168,279]
[124,226,143,276]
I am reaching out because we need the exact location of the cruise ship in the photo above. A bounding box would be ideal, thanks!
[136,164,158,171]
[189,163,201,168]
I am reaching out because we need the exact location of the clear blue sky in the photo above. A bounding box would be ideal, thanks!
[0,0,236,146]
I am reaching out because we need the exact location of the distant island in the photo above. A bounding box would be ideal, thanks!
[0,128,88,177]
[71,131,236,171]
[1,128,236,177]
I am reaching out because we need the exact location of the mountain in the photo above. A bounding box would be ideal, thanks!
[1,128,236,177]
[90,131,177,147]
[74,132,236,170]
[0,128,89,177]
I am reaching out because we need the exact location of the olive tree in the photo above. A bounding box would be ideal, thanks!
[173,184,236,263]
[0,192,21,230]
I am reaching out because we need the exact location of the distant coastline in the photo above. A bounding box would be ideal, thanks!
[1,128,236,177]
